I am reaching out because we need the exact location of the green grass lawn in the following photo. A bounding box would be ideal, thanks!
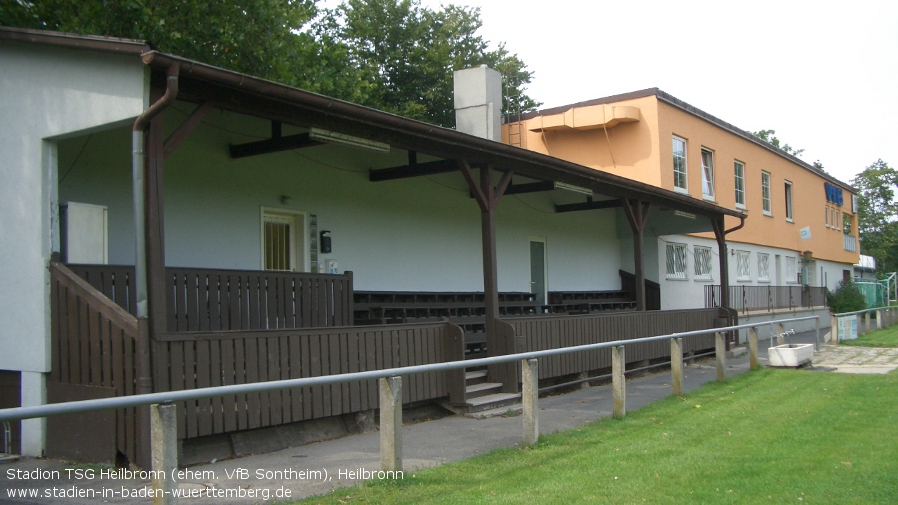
[297,369,897,505]
[841,323,898,347]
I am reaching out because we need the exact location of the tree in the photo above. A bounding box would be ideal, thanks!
[1,0,324,86]
[851,159,898,272]
[2,0,538,128]
[751,129,805,157]
[330,0,539,126]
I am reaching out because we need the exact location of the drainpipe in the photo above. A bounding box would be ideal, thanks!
[132,63,179,397]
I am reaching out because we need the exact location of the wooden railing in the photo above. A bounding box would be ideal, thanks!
[66,265,354,332]
[152,322,465,440]
[500,308,722,382]
[49,262,140,462]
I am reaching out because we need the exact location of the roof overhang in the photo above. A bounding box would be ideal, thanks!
[0,27,742,223]
[140,51,742,222]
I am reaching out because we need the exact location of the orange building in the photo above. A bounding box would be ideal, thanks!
[504,88,858,310]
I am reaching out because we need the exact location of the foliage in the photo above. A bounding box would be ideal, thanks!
[1,0,320,85]
[751,129,804,157]
[297,369,898,504]
[0,0,538,128]
[328,0,539,126]
[827,280,869,314]
[851,159,898,272]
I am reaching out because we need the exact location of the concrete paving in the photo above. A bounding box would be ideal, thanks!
[1,326,893,504]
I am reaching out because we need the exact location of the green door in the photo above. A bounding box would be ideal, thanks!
[530,240,546,306]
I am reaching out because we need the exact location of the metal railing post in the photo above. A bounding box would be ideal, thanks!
[151,403,178,505]
[715,332,726,381]
[670,338,683,396]
[522,359,539,446]
[612,346,626,419]
[748,327,759,370]
[379,376,402,472]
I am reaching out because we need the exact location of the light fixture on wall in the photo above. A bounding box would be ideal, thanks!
[553,182,593,196]
[674,210,696,220]
[280,195,292,205]
[308,128,390,153]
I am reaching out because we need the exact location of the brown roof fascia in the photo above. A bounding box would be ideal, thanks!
[141,51,742,221]
[0,26,149,55]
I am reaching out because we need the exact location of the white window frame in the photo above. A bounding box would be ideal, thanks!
[757,253,770,283]
[784,180,794,222]
[666,242,688,280]
[734,160,746,209]
[785,256,798,284]
[701,148,715,200]
[761,171,772,216]
[260,207,308,272]
[693,245,713,281]
[825,205,830,228]
[736,250,751,282]
[672,136,688,194]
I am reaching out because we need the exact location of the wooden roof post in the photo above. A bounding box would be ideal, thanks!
[458,160,514,389]
[622,199,651,311]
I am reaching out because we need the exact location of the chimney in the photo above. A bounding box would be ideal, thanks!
[453,65,502,141]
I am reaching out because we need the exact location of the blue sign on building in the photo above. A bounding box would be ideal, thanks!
[824,183,843,206]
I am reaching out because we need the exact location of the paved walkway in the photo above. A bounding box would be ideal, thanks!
[812,343,898,374]
[1,329,894,504]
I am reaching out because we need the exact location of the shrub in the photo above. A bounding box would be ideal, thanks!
[827,280,867,314]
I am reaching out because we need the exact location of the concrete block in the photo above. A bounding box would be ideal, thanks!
[379,377,402,472]
[151,403,177,505]
[522,359,538,446]
[612,346,626,419]
[715,333,726,381]
[670,338,683,397]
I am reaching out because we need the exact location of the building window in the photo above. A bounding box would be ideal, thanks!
[758,253,770,282]
[666,242,688,280]
[673,136,688,193]
[785,256,798,284]
[843,214,852,235]
[694,246,713,281]
[701,148,715,199]
[734,161,746,208]
[825,205,830,228]
[785,181,793,222]
[736,250,751,281]
[761,171,771,216]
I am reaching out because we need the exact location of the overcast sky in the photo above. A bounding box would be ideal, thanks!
[324,0,898,184]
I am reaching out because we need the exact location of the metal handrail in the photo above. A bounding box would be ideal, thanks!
[833,306,890,317]
[0,315,820,423]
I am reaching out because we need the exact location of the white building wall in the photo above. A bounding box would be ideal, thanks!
[0,41,147,454]
[58,109,625,296]
[0,43,146,373]
[658,234,853,310]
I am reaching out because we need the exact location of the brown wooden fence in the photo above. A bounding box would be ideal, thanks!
[152,322,465,440]
[49,262,140,462]
[501,308,722,380]
[66,265,354,331]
